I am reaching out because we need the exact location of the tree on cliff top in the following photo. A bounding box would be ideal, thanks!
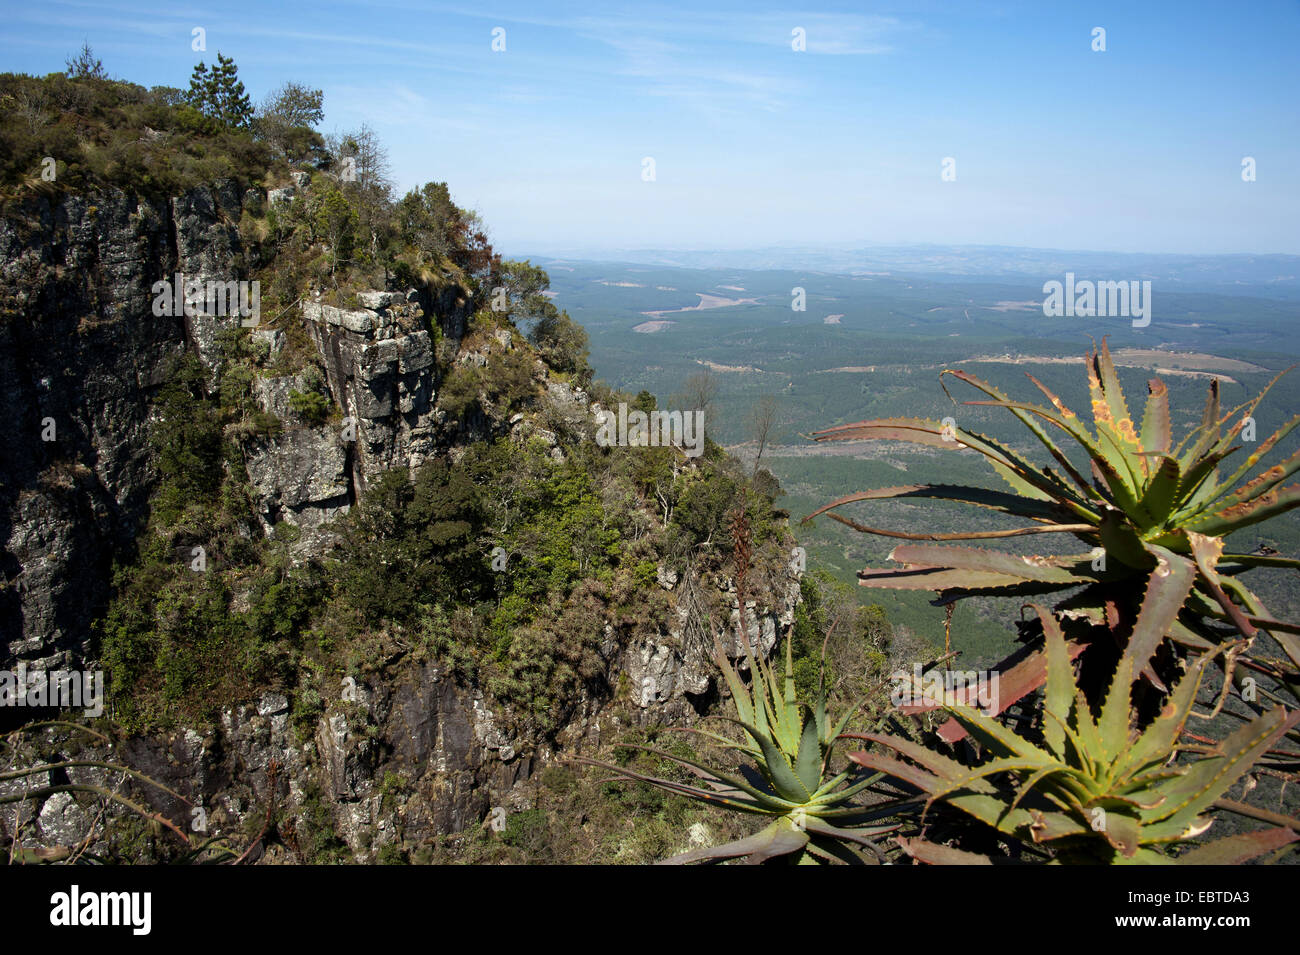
[186,53,253,129]
[64,42,107,80]
[256,81,325,161]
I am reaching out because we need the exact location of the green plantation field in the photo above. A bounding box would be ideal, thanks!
[539,258,1300,666]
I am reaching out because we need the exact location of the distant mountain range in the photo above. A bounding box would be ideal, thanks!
[517,244,1300,298]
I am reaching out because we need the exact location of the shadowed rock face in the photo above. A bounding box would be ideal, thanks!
[0,185,239,669]
[6,667,533,862]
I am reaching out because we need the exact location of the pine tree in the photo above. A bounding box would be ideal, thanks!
[185,53,253,128]
[65,42,107,80]
[186,61,215,118]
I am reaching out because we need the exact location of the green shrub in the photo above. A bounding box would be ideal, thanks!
[288,388,331,425]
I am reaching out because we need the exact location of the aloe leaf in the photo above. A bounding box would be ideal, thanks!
[749,651,774,744]
[804,483,1072,524]
[1009,764,1067,813]
[848,732,980,785]
[1040,617,1074,759]
[1087,345,1144,486]
[1186,483,1300,538]
[1173,444,1237,513]
[781,639,801,748]
[576,757,786,814]
[737,719,810,802]
[1024,808,1094,843]
[1097,340,1141,447]
[827,703,860,751]
[888,543,1096,585]
[944,367,1100,500]
[659,818,808,865]
[1176,378,1223,468]
[964,397,1140,505]
[801,814,896,848]
[1123,546,1195,668]
[811,416,950,444]
[1137,814,1216,845]
[896,836,994,865]
[794,716,823,794]
[933,623,1087,745]
[989,459,1056,502]
[847,750,944,794]
[1193,446,1300,521]
[1175,827,1299,865]
[1097,808,1143,857]
[1037,608,1075,746]
[714,646,754,728]
[817,770,888,803]
[1041,705,1098,780]
[1196,364,1295,465]
[1140,378,1172,454]
[850,748,1056,835]
[1219,553,1300,571]
[1206,411,1300,508]
[1143,707,1300,825]
[811,801,908,823]
[934,697,1055,763]
[1097,653,1135,768]
[815,413,1098,515]
[855,564,1044,592]
[1071,685,1104,765]
[800,838,860,865]
[925,757,1061,808]
[1137,456,1181,529]
[678,724,761,757]
[603,747,796,811]
[1121,653,1210,773]
[812,690,828,750]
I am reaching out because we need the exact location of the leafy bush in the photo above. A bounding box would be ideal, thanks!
[437,364,481,419]
[0,68,271,203]
[288,388,331,425]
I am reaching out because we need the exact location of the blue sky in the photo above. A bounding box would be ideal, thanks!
[2,0,1297,256]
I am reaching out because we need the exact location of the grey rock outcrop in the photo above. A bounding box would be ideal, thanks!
[243,373,352,553]
[304,294,437,494]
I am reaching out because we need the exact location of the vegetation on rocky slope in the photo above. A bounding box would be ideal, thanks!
[3,53,864,864]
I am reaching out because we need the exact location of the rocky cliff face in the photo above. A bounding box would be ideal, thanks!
[7,565,799,862]
[0,180,475,659]
[0,182,802,861]
[0,183,250,670]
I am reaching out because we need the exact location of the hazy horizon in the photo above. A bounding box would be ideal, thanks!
[511,240,1300,261]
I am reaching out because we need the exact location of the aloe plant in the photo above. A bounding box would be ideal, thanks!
[808,340,1300,701]
[849,604,1300,864]
[581,639,903,864]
